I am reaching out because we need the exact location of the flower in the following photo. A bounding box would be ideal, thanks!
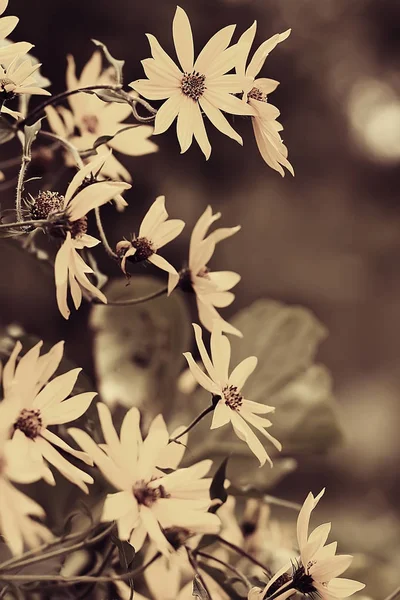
[130,6,255,159]
[0,402,52,557]
[0,55,51,99]
[253,489,365,600]
[236,22,293,176]
[40,152,131,319]
[184,323,281,466]
[69,402,220,557]
[168,205,242,337]
[0,1,33,67]
[45,50,158,185]
[0,0,18,42]
[1,339,97,493]
[116,195,184,277]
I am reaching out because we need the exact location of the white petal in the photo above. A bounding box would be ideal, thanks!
[137,414,169,481]
[199,96,242,145]
[311,555,354,582]
[194,24,236,74]
[204,88,255,116]
[247,30,291,80]
[43,392,96,425]
[183,352,219,394]
[33,368,81,411]
[40,429,93,466]
[326,578,365,598]
[176,95,196,154]
[68,181,131,221]
[102,491,137,522]
[210,327,231,382]
[297,489,325,552]
[139,195,168,238]
[152,219,185,249]
[236,21,257,77]
[140,505,172,557]
[154,93,183,135]
[36,437,93,493]
[192,322,218,382]
[173,6,194,73]
[145,33,182,80]
[230,411,270,467]
[210,399,231,429]
[228,356,258,390]
[148,253,178,275]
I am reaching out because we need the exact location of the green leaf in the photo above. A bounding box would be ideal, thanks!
[90,276,191,424]
[0,114,16,144]
[192,575,211,600]
[91,38,125,85]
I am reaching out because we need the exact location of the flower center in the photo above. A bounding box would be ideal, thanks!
[133,480,170,507]
[164,526,191,550]
[131,237,155,262]
[248,87,268,103]
[14,408,42,439]
[222,384,243,410]
[181,71,206,102]
[70,216,88,239]
[82,115,99,134]
[29,191,65,221]
[291,563,317,596]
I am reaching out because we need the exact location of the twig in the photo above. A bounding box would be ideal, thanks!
[0,219,48,231]
[97,285,169,306]
[39,130,84,169]
[15,153,30,222]
[186,548,213,600]
[169,405,215,444]
[197,550,252,591]
[384,585,400,600]
[215,535,271,575]
[94,206,118,259]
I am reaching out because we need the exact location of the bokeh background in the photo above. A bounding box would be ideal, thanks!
[0,0,399,595]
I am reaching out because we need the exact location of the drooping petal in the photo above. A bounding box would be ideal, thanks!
[199,96,242,145]
[247,30,291,80]
[176,95,196,154]
[148,253,178,275]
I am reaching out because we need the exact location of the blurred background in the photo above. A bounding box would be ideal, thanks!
[0,0,399,595]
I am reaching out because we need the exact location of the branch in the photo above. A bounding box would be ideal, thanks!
[97,285,169,306]
[169,404,215,444]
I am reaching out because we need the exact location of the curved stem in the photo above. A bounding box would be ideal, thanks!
[385,586,400,600]
[0,219,48,231]
[94,206,118,259]
[99,285,169,306]
[186,548,213,600]
[169,404,215,444]
[197,550,252,591]
[19,85,123,127]
[215,535,271,575]
[39,130,84,169]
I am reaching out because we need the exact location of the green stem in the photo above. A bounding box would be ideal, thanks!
[169,404,215,444]
[100,285,169,306]
[19,85,123,127]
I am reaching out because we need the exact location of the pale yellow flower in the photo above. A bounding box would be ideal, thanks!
[0,1,33,68]
[2,339,96,493]
[168,205,241,337]
[236,22,293,176]
[0,55,50,98]
[69,403,220,557]
[130,6,255,159]
[184,323,281,467]
[116,195,184,277]
[45,51,157,186]
[49,153,131,319]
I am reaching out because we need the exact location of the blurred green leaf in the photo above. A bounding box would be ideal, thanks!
[90,276,191,426]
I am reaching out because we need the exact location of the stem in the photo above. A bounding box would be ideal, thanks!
[186,548,213,600]
[19,85,123,127]
[99,285,169,306]
[384,586,400,600]
[15,153,30,222]
[76,541,116,600]
[197,551,252,591]
[215,535,271,575]
[117,89,157,121]
[0,219,49,231]
[169,404,215,444]
[94,206,118,259]
[39,130,84,168]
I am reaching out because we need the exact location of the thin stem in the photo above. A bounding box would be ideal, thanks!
[215,535,271,575]
[169,405,215,444]
[39,130,84,168]
[19,85,123,127]
[186,548,213,600]
[94,206,118,259]
[384,585,400,600]
[197,551,252,591]
[117,89,157,121]
[76,541,116,599]
[15,153,30,222]
[99,285,169,306]
[0,219,48,231]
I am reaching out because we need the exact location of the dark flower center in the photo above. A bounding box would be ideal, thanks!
[181,71,206,102]
[130,237,155,262]
[29,191,65,221]
[0,77,15,100]
[133,480,170,507]
[14,408,42,439]
[248,87,268,103]
[241,520,257,537]
[164,526,192,550]
[222,384,243,410]
[292,564,318,596]
[82,115,99,134]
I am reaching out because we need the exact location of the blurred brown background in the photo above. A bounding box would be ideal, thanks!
[1,0,400,593]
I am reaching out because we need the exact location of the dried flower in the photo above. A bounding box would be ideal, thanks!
[236,22,293,176]
[184,323,281,466]
[116,195,184,277]
[69,403,220,556]
[2,339,96,492]
[168,205,241,337]
[130,6,255,159]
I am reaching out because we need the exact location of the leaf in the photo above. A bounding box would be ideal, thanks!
[80,125,138,158]
[209,457,229,510]
[92,88,129,104]
[92,38,125,85]
[90,276,191,426]
[23,119,42,157]
[0,114,15,144]
[112,535,136,569]
[192,575,211,600]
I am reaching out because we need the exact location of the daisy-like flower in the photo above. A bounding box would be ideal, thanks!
[168,205,242,337]
[2,339,97,493]
[45,50,157,185]
[236,22,293,176]
[130,6,255,159]
[116,195,184,277]
[0,0,18,42]
[184,323,281,466]
[0,1,33,67]
[27,152,131,319]
[69,402,220,557]
[0,55,50,99]
[250,489,365,600]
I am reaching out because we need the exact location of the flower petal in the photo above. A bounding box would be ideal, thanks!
[210,399,231,429]
[194,25,236,74]
[173,6,194,73]
[183,351,219,394]
[199,96,242,145]
[228,356,258,390]
[154,93,183,135]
